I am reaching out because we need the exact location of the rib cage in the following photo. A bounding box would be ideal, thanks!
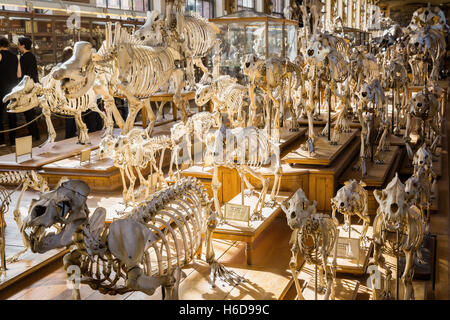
[71,178,210,294]
[297,214,338,265]
[184,16,218,58]
[97,24,176,100]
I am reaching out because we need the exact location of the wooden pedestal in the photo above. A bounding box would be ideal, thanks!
[334,225,373,275]
[286,261,360,300]
[0,129,120,172]
[283,129,358,166]
[213,191,292,265]
[39,149,123,192]
[338,146,403,215]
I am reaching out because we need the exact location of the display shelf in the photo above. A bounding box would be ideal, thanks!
[0,128,120,172]
[213,191,292,265]
[282,128,359,166]
[0,10,143,66]
[334,225,373,276]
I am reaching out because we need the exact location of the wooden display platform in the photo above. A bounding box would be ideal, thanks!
[39,149,123,191]
[35,120,177,191]
[0,129,120,172]
[338,146,402,188]
[334,225,373,275]
[284,261,360,300]
[282,129,358,166]
[213,191,292,265]
[279,127,307,151]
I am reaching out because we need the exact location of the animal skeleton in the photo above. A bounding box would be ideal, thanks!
[241,55,300,140]
[53,23,187,136]
[302,31,350,149]
[3,73,107,147]
[135,10,220,90]
[19,178,243,299]
[403,85,441,159]
[381,46,409,135]
[355,79,390,176]
[406,7,447,86]
[281,188,338,300]
[99,129,170,205]
[195,75,249,128]
[204,126,282,220]
[331,180,370,241]
[371,173,425,300]
[405,144,437,228]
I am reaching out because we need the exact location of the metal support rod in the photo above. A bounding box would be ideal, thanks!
[328,87,331,142]
[0,210,6,271]
[315,258,318,300]
[396,230,400,300]
[391,88,395,134]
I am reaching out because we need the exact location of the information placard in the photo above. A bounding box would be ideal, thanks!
[15,136,32,163]
[80,149,91,165]
[336,237,360,262]
[224,203,250,223]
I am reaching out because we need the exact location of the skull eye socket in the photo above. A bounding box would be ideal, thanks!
[362,92,368,97]
[57,201,71,218]
[33,205,47,218]
[340,202,345,207]
[291,212,296,219]
[390,203,399,213]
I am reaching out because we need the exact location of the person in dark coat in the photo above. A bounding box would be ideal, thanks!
[0,37,20,147]
[17,36,40,142]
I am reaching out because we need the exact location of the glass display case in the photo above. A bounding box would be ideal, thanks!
[209,10,298,81]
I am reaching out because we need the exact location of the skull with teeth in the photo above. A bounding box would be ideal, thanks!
[23,180,91,253]
[373,173,413,232]
[280,188,317,230]
[2,76,40,113]
[52,41,96,100]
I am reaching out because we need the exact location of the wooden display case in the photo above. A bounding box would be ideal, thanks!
[0,9,143,67]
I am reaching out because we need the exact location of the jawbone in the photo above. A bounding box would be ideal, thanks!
[23,220,85,253]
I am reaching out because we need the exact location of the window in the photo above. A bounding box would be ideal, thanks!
[96,0,152,11]
[237,0,254,11]
[186,0,215,19]
[272,0,284,16]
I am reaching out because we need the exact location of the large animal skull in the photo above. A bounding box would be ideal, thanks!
[52,41,96,99]
[22,180,91,253]
[98,135,117,159]
[2,76,40,112]
[373,173,412,232]
[304,33,331,64]
[408,90,436,119]
[134,11,164,47]
[195,84,213,106]
[331,180,365,216]
[280,188,317,230]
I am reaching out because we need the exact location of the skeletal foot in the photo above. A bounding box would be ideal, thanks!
[209,261,245,287]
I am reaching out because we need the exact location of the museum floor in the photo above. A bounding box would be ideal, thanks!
[0,95,448,301]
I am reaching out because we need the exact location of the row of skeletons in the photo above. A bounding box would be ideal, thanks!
[282,143,436,300]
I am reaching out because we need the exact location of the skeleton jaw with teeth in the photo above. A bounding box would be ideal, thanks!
[22,180,90,253]
[2,76,40,113]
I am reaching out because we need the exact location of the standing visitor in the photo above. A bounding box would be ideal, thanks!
[17,36,40,142]
[0,37,20,147]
